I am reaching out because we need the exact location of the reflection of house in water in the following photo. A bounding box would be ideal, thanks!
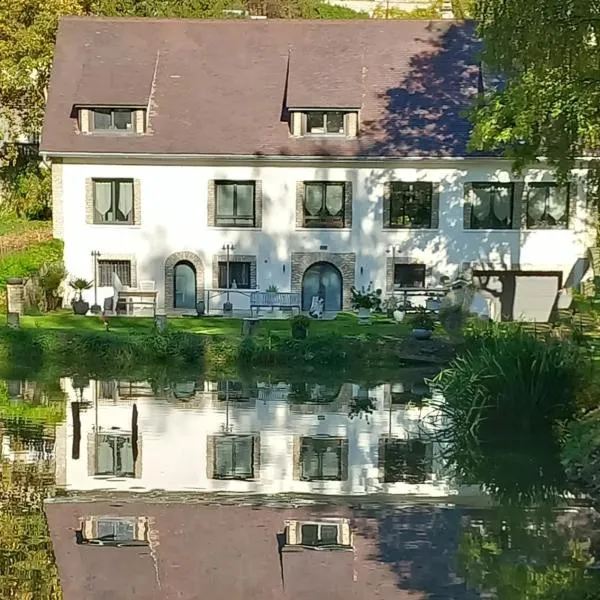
[56,373,468,497]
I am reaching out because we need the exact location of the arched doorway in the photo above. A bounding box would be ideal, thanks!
[302,262,343,311]
[174,261,196,309]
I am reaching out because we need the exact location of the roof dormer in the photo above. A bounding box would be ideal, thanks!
[77,106,147,134]
[290,109,359,138]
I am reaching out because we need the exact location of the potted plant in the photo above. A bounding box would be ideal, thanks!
[410,308,435,340]
[291,314,310,339]
[351,284,382,323]
[69,278,92,315]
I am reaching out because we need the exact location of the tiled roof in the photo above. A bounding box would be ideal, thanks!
[41,17,482,157]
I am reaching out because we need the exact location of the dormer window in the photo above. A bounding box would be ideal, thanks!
[92,108,134,131]
[78,107,146,134]
[290,110,358,138]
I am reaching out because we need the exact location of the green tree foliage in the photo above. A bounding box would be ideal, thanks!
[433,325,593,505]
[470,0,600,180]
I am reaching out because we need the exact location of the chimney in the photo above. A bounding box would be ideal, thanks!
[441,0,454,19]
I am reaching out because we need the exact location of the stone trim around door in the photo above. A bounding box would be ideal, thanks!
[211,254,257,290]
[290,252,356,310]
[164,251,205,312]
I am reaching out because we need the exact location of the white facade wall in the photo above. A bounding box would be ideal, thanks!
[56,158,593,312]
[58,378,465,497]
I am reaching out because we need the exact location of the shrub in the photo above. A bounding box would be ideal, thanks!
[350,283,382,310]
[0,239,63,291]
[238,336,258,364]
[410,308,435,331]
[37,261,66,311]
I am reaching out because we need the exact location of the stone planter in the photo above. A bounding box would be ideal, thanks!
[358,307,371,324]
[223,301,233,314]
[72,300,90,316]
[412,328,433,340]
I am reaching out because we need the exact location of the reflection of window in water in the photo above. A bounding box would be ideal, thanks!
[217,380,255,402]
[7,381,23,398]
[301,523,340,546]
[79,516,149,546]
[290,383,341,404]
[173,381,196,399]
[390,380,429,406]
[98,518,135,541]
[96,433,134,477]
[301,438,345,481]
[383,439,432,483]
[98,380,116,400]
[213,435,254,480]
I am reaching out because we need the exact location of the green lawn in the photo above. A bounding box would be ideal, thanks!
[18,310,414,339]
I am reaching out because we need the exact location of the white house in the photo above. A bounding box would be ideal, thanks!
[41,17,594,320]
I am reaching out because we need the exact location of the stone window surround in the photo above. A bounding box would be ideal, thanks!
[212,254,257,290]
[462,181,577,231]
[292,436,349,481]
[164,251,205,312]
[382,181,440,230]
[87,430,142,478]
[385,257,433,293]
[205,434,261,480]
[290,110,359,138]
[207,180,263,229]
[91,253,138,289]
[85,178,142,226]
[78,107,146,134]
[295,181,353,229]
[290,251,356,310]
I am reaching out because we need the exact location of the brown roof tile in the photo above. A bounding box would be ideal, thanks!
[41,17,481,157]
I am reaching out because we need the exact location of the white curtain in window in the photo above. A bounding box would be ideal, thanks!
[217,184,235,215]
[119,181,133,218]
[472,187,491,220]
[305,185,323,215]
[94,181,112,216]
[527,186,547,220]
[236,184,254,216]
[492,186,511,221]
[325,185,344,215]
[547,186,567,220]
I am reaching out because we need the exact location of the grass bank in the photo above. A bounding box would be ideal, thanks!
[0,312,453,379]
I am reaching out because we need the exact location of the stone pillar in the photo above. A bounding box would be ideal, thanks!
[155,314,167,333]
[6,278,24,315]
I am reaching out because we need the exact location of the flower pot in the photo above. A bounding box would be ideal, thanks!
[358,307,371,324]
[393,310,405,323]
[291,325,307,339]
[90,304,102,315]
[196,300,206,316]
[72,300,89,316]
[412,328,432,340]
[223,301,233,314]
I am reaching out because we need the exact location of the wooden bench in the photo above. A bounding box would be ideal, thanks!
[250,292,301,316]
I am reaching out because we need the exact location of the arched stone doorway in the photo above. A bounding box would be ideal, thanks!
[301,262,343,311]
[165,252,204,311]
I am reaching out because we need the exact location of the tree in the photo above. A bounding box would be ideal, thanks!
[470,1,600,181]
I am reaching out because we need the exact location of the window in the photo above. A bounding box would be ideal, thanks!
[217,380,256,403]
[306,111,347,135]
[383,439,432,484]
[389,182,433,228]
[301,523,340,547]
[98,260,132,287]
[215,182,256,227]
[218,261,251,289]
[303,182,345,228]
[213,435,254,480]
[93,179,134,224]
[526,183,569,229]
[300,437,345,481]
[469,183,514,229]
[393,264,426,289]
[95,433,134,477]
[91,108,134,132]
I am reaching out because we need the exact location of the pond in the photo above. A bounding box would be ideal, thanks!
[2,365,600,599]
